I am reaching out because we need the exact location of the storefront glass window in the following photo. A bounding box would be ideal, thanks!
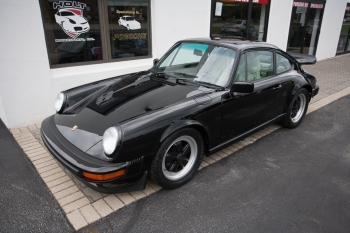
[336,3,350,54]
[287,1,324,55]
[39,0,152,68]
[250,0,269,41]
[39,0,104,66]
[107,0,150,60]
[211,1,249,39]
[210,0,269,41]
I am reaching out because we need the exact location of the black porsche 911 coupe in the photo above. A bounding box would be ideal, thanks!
[41,38,319,193]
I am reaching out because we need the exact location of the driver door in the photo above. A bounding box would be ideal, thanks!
[221,50,282,142]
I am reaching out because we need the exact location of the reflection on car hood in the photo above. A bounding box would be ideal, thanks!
[54,71,213,151]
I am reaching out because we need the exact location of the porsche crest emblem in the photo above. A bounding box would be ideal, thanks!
[72,125,78,131]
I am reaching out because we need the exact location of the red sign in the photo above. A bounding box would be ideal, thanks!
[294,2,324,9]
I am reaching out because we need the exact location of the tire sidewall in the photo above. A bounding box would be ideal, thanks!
[151,128,204,189]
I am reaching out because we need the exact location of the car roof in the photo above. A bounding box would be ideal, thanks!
[178,38,279,51]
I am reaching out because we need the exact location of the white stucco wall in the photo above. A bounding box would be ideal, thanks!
[266,0,293,51]
[151,0,211,59]
[316,0,348,60]
[0,0,52,128]
[0,0,211,128]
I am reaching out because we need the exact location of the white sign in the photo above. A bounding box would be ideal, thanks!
[215,2,223,16]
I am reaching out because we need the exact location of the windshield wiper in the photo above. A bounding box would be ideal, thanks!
[194,80,225,90]
[167,72,196,78]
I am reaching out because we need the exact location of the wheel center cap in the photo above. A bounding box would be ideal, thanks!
[177,154,184,162]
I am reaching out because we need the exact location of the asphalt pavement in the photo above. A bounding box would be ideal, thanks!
[0,119,73,232]
[79,95,350,233]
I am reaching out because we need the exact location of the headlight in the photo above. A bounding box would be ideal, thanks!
[103,127,120,156]
[55,92,66,113]
[69,19,76,24]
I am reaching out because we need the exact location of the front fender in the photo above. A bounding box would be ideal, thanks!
[160,120,209,143]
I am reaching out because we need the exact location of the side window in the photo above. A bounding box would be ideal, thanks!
[234,54,246,81]
[246,50,274,82]
[276,53,293,74]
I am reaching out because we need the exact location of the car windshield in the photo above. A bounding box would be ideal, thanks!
[60,11,75,16]
[154,42,236,87]
[125,17,134,21]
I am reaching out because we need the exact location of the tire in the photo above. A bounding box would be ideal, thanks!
[150,128,204,189]
[127,25,130,30]
[282,88,309,128]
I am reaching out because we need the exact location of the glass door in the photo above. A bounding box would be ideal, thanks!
[211,0,249,40]
[287,1,325,55]
[210,0,270,41]
[336,4,350,54]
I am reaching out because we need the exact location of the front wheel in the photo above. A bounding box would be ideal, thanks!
[282,88,309,128]
[151,128,204,189]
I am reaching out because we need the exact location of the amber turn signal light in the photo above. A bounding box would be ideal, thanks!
[82,169,125,181]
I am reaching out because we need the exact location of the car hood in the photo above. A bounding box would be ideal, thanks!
[65,15,88,24]
[128,20,140,26]
[54,71,213,153]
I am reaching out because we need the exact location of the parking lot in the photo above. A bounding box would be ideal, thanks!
[80,94,350,233]
[1,53,350,232]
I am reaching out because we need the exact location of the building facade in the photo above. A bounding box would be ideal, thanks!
[0,0,349,128]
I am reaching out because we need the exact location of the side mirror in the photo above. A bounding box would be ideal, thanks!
[231,82,254,93]
[153,58,159,66]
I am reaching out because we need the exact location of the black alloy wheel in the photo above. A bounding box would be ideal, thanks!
[282,88,309,128]
[151,128,204,189]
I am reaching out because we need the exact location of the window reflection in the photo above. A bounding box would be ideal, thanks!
[107,0,150,59]
[337,3,350,54]
[39,0,103,66]
[211,1,249,39]
[287,1,324,55]
[211,0,269,41]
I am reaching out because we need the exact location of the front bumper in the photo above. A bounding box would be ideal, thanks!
[41,115,147,193]
[312,85,319,98]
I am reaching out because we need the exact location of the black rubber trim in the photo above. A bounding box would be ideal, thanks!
[312,85,319,98]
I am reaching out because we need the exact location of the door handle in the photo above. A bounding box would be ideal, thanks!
[273,85,282,91]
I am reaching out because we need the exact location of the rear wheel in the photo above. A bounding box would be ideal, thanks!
[151,128,204,189]
[282,88,309,128]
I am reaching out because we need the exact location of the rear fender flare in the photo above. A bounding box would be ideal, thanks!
[292,83,312,101]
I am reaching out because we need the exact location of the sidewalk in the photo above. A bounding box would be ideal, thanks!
[2,53,350,231]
